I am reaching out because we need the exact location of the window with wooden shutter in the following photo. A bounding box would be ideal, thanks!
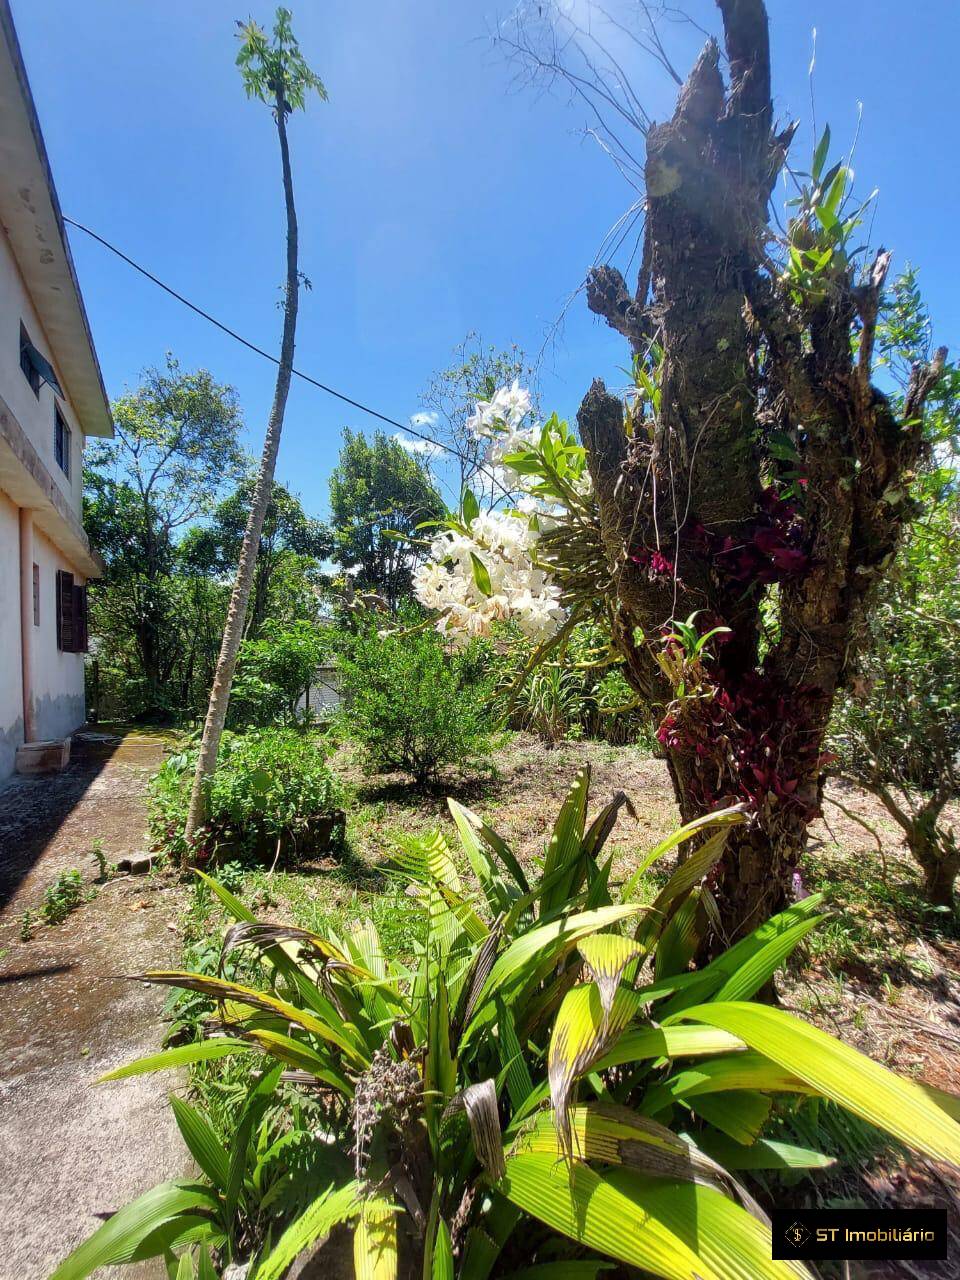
[56,570,75,651]
[54,407,71,477]
[73,583,88,653]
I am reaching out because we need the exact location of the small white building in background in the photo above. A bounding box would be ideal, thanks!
[0,0,112,780]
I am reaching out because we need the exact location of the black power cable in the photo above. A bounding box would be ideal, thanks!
[63,215,462,462]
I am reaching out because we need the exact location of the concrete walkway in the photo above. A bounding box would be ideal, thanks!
[0,731,189,1279]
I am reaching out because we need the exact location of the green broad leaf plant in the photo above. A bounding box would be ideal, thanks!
[51,770,960,1280]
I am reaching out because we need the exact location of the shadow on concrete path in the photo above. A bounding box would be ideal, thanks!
[0,730,124,907]
[0,727,191,1280]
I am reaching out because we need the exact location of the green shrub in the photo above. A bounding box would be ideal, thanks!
[336,623,494,784]
[149,728,344,864]
[228,620,326,729]
[56,771,960,1280]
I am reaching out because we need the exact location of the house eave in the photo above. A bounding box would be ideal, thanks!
[0,389,103,578]
[0,0,113,440]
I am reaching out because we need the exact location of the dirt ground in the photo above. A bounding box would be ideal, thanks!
[0,730,191,1280]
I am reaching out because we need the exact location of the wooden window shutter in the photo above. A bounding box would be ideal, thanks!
[56,570,75,651]
[73,583,88,653]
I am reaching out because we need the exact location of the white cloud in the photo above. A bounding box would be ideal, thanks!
[409,411,439,429]
[393,429,442,460]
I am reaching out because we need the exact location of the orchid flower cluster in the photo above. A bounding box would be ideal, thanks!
[413,383,596,646]
[413,511,564,645]
[465,379,540,476]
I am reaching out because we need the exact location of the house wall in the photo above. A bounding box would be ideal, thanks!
[0,226,90,780]
[298,667,345,719]
[29,525,84,743]
[0,487,23,777]
[0,225,83,518]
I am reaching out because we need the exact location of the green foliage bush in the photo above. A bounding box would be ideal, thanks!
[336,622,494,783]
[149,728,344,864]
[500,621,656,748]
[39,869,88,925]
[228,621,326,728]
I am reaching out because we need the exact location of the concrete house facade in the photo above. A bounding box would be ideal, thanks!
[0,0,112,780]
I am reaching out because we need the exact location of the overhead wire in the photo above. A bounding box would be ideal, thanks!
[63,215,467,466]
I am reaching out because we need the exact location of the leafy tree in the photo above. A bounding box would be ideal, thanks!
[84,356,243,714]
[86,567,228,722]
[329,428,445,611]
[87,354,244,545]
[833,567,960,907]
[182,478,331,638]
[187,8,326,841]
[228,620,326,728]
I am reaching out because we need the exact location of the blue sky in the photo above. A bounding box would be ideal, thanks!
[15,0,960,519]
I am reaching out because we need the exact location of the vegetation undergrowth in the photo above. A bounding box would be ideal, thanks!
[799,840,960,985]
[50,767,960,1280]
[149,727,345,867]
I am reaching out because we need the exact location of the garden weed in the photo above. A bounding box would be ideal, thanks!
[39,870,90,925]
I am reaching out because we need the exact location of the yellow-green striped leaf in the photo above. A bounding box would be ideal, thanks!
[254,1182,360,1280]
[578,933,642,1016]
[499,1152,722,1280]
[239,1029,354,1095]
[621,806,746,901]
[683,1090,772,1145]
[592,1024,744,1072]
[696,1132,835,1171]
[513,1103,740,1189]
[642,1051,814,1117]
[463,905,644,1046]
[549,984,641,1157]
[602,1167,811,1279]
[540,767,591,916]
[711,916,824,1002]
[354,1198,398,1280]
[97,1039,250,1082]
[676,1002,960,1167]
[139,971,366,1065]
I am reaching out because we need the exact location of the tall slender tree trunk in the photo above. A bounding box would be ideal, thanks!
[185,90,300,845]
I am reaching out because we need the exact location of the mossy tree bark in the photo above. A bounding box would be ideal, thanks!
[578,0,945,946]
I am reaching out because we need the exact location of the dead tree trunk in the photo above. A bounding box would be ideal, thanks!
[578,0,945,946]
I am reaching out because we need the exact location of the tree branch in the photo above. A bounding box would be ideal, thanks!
[586,264,649,352]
